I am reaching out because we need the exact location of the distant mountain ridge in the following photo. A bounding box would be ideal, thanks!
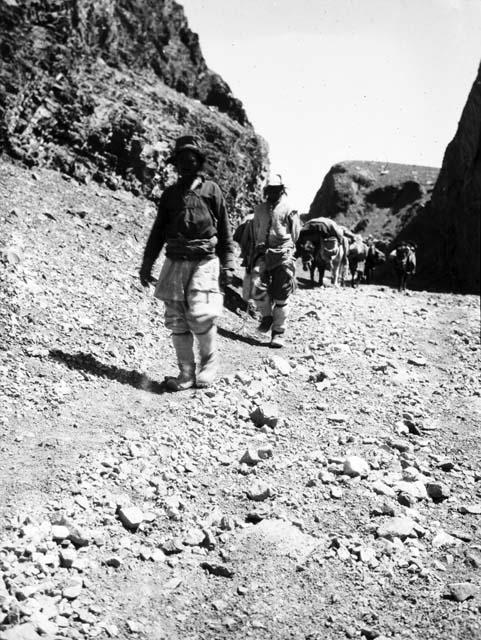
[306,160,439,247]
[0,0,268,217]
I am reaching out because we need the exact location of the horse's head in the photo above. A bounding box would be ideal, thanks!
[297,239,316,271]
[395,245,411,267]
[319,236,339,265]
[368,245,386,265]
[349,238,368,259]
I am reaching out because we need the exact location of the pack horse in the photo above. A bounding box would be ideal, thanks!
[296,217,348,286]
[390,243,416,291]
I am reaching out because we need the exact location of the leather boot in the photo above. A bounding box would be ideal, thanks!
[272,302,288,335]
[254,295,272,331]
[270,332,285,348]
[195,327,217,388]
[165,332,195,391]
[257,315,273,333]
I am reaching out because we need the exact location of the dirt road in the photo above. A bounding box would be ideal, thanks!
[1,162,480,640]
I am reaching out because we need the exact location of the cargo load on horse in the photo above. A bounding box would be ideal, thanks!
[295,217,348,286]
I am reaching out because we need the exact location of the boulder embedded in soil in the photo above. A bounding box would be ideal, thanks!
[446,582,477,602]
[408,356,427,367]
[62,578,83,600]
[250,403,280,428]
[343,456,370,478]
[183,528,206,547]
[432,530,460,549]
[459,503,481,515]
[426,482,451,502]
[268,355,291,375]
[59,548,77,568]
[0,624,42,640]
[394,480,428,500]
[377,517,416,540]
[51,525,69,542]
[246,481,273,502]
[240,448,261,466]
[371,480,396,498]
[200,562,234,578]
[118,506,144,530]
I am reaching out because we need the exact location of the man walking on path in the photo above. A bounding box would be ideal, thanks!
[233,212,256,316]
[139,135,235,390]
[251,175,300,348]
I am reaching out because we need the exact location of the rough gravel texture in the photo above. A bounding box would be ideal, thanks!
[0,160,480,640]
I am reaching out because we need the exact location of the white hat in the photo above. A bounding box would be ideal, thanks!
[265,173,285,189]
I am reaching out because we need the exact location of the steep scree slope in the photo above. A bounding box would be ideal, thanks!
[0,0,268,217]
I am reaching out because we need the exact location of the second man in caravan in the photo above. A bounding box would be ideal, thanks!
[251,175,300,348]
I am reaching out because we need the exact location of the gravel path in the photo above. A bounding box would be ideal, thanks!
[1,161,480,640]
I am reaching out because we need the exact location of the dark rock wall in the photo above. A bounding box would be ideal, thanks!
[0,0,268,218]
[427,62,481,293]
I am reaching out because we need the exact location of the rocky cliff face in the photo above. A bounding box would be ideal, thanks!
[307,161,439,249]
[0,0,268,217]
[425,63,481,293]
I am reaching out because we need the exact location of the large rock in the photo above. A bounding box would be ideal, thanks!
[246,480,273,502]
[0,624,42,640]
[118,506,144,530]
[343,455,370,478]
[446,582,477,602]
[0,0,268,217]
[425,481,451,502]
[377,516,417,540]
[250,402,280,429]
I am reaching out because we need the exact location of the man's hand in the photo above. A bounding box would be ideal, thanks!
[220,268,234,288]
[139,266,153,287]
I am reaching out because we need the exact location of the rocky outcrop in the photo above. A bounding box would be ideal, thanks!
[423,63,481,293]
[0,0,268,217]
[306,161,439,248]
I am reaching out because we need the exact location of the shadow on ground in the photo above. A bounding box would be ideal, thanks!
[49,349,167,394]
[296,276,320,289]
[217,326,269,348]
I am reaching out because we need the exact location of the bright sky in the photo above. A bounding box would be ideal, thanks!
[181,0,480,212]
